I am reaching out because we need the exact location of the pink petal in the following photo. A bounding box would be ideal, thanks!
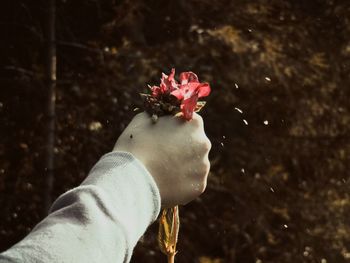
[181,93,199,120]
[197,83,211,98]
[168,68,176,81]
[180,82,201,99]
[170,89,184,100]
[179,72,199,85]
[160,82,167,93]
[150,85,161,97]
[160,69,179,93]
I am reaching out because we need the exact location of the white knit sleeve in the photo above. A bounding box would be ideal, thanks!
[0,151,161,263]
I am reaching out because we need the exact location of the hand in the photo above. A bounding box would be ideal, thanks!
[113,112,211,207]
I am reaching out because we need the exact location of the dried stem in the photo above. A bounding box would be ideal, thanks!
[167,253,175,263]
[158,206,180,263]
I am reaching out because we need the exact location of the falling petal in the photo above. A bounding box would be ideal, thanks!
[234,107,243,113]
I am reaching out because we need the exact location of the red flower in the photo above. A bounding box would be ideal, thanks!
[150,69,178,98]
[170,71,211,120]
[160,68,178,93]
[147,69,211,120]
[150,85,162,98]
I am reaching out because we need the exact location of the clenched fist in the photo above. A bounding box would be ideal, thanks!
[113,112,211,207]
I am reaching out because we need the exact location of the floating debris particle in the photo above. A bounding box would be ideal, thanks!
[234,107,243,113]
[89,121,102,131]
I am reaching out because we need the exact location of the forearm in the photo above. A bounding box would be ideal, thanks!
[0,152,161,263]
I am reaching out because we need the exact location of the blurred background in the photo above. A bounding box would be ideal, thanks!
[1,0,350,262]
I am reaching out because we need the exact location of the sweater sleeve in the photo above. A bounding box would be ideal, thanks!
[0,151,161,263]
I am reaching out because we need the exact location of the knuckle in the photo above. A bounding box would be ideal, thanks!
[204,157,211,169]
[198,180,207,194]
[192,153,210,174]
[203,160,210,177]
[202,180,208,192]
[198,138,211,153]
[203,138,212,152]
[192,113,204,127]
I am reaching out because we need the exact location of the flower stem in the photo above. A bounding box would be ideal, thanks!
[158,206,180,262]
[167,253,175,263]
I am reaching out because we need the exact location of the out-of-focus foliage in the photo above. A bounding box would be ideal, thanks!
[1,0,350,262]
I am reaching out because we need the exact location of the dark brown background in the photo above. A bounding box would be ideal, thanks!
[1,0,349,262]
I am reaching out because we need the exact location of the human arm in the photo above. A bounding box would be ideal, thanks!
[0,112,211,263]
[0,151,161,263]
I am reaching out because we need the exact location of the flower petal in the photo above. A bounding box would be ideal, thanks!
[181,93,199,120]
[150,85,161,98]
[171,81,199,101]
[181,82,201,99]
[179,72,199,85]
[170,89,184,100]
[197,83,211,98]
[160,69,178,93]
[168,68,175,81]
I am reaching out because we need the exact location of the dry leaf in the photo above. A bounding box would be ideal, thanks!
[158,206,180,256]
